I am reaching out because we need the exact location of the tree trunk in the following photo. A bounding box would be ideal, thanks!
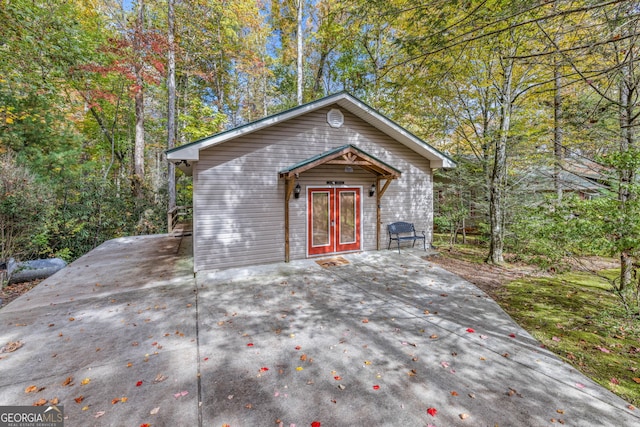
[167,0,176,211]
[486,60,513,265]
[552,0,563,203]
[553,50,563,202]
[133,0,145,199]
[618,60,635,291]
[296,0,303,105]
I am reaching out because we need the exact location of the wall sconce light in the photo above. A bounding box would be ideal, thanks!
[369,183,376,197]
[294,183,301,199]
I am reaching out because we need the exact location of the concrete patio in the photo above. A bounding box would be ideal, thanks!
[0,234,637,426]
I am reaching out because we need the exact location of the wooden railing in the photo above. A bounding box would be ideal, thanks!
[167,205,192,233]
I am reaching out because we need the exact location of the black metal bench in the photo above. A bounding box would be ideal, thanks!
[387,222,426,253]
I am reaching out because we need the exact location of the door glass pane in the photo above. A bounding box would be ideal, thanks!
[339,191,356,244]
[312,192,330,247]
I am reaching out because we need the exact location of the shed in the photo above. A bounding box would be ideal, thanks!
[167,92,455,274]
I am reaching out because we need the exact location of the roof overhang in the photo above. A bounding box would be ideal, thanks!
[279,144,401,180]
[167,92,456,175]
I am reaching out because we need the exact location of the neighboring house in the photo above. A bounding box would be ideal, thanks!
[167,92,455,274]
[522,157,609,200]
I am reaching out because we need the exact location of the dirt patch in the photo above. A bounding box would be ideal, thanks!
[425,251,619,299]
[425,251,546,298]
[0,280,41,310]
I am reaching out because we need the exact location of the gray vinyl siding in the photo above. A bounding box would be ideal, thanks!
[193,106,433,273]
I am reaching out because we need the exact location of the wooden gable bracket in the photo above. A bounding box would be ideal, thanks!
[280,144,402,261]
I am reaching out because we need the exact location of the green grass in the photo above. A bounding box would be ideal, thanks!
[432,232,640,405]
[496,271,640,406]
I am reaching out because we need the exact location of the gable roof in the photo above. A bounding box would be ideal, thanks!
[166,91,456,169]
[279,144,402,179]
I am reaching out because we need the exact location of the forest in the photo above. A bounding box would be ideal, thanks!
[1,0,640,311]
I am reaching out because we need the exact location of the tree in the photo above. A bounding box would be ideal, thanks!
[133,0,146,200]
[167,0,176,210]
[0,152,50,267]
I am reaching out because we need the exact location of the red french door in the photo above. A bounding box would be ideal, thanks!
[308,188,361,256]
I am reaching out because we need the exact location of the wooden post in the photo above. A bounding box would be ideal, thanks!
[284,178,295,262]
[376,177,381,250]
[375,177,395,250]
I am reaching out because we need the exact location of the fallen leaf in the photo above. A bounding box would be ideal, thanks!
[296,366,304,371]
[628,405,636,411]
[408,369,417,377]
[150,407,160,415]
[479,334,488,339]
[334,376,342,381]
[466,328,475,333]
[154,374,167,383]
[33,398,47,406]
[440,361,449,368]
[25,385,38,393]
[610,378,620,385]
[140,424,151,427]
[74,396,84,404]
[430,334,438,339]
[127,362,133,368]
[459,413,469,420]
[136,380,143,387]
[295,346,302,350]
[362,318,369,323]
[364,360,372,365]
[632,378,640,384]
[247,343,254,347]
[62,377,73,386]
[311,422,321,427]
[423,310,430,315]
[576,383,586,389]
[94,411,106,418]
[2,341,24,353]
[451,391,459,396]
[509,333,516,338]
[260,367,269,372]
[427,407,437,417]
[82,406,89,411]
[338,384,345,390]
[372,385,380,390]
[81,378,90,385]
[596,346,611,353]
[300,354,307,362]
[50,397,59,405]
[557,409,565,414]
[173,391,188,398]
[552,336,561,342]
[121,397,128,403]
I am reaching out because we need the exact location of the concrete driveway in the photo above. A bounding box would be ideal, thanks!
[0,235,637,427]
